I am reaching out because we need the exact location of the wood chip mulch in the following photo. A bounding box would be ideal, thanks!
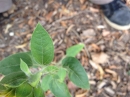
[1,0,130,97]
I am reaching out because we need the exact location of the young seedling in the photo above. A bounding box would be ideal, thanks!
[0,23,90,97]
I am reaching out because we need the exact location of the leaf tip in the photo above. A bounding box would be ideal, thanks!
[37,22,42,27]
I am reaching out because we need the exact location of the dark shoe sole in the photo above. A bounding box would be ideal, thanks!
[104,16,130,30]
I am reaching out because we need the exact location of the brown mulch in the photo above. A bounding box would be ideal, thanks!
[1,0,130,97]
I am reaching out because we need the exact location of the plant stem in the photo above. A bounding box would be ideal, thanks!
[56,56,66,66]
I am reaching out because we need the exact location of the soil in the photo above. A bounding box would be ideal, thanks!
[1,0,130,97]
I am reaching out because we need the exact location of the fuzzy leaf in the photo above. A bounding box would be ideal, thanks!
[0,52,33,75]
[29,72,42,87]
[5,89,15,97]
[16,83,33,97]
[66,43,84,57]
[57,68,66,82]
[34,85,45,97]
[0,71,27,88]
[20,59,31,76]
[31,23,54,65]
[49,79,71,97]
[41,74,52,91]
[62,57,90,89]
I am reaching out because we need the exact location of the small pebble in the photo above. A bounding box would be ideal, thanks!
[104,87,115,96]
[9,32,14,36]
[98,80,107,89]
[82,29,96,36]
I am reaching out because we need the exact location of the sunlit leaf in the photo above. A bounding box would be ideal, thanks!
[49,79,71,97]
[0,71,27,88]
[41,74,52,91]
[31,23,54,65]
[5,89,15,97]
[62,57,90,89]
[0,52,33,75]
[29,72,42,87]
[57,68,66,82]
[16,82,32,97]
[20,59,32,76]
[66,43,84,57]
[34,85,45,97]
[44,65,58,73]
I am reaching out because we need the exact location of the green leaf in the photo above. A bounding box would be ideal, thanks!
[34,85,45,97]
[0,71,27,88]
[0,87,11,95]
[0,84,7,95]
[127,70,130,75]
[0,52,33,75]
[57,68,66,82]
[41,74,52,91]
[29,72,42,87]
[49,79,71,97]
[26,92,33,97]
[0,84,7,91]
[16,82,33,97]
[66,43,84,57]
[20,59,32,76]
[45,65,58,73]
[31,23,54,65]
[26,52,39,66]
[5,89,15,97]
[62,57,90,89]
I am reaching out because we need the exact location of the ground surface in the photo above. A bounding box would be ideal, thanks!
[1,0,130,97]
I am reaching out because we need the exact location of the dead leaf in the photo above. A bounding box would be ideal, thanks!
[76,89,88,97]
[15,43,27,49]
[46,90,51,96]
[119,31,130,43]
[28,17,35,27]
[105,69,118,81]
[45,11,53,22]
[75,91,87,97]
[81,5,87,10]
[118,53,130,63]
[89,60,98,69]
[102,30,110,37]
[109,65,122,69]
[89,7,99,12]
[68,81,77,90]
[66,25,74,34]
[79,0,85,4]
[104,87,115,96]
[84,37,96,44]
[89,60,104,79]
[97,80,107,89]
[60,21,67,28]
[4,24,12,33]
[91,52,109,64]
[97,64,104,79]
[89,80,96,85]
[82,29,96,37]
[89,43,101,53]
[110,81,117,89]
[127,82,130,92]
[60,6,70,16]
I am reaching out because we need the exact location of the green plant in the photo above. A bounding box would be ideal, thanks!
[0,23,90,97]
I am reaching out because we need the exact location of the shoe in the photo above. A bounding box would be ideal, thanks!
[100,0,130,30]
